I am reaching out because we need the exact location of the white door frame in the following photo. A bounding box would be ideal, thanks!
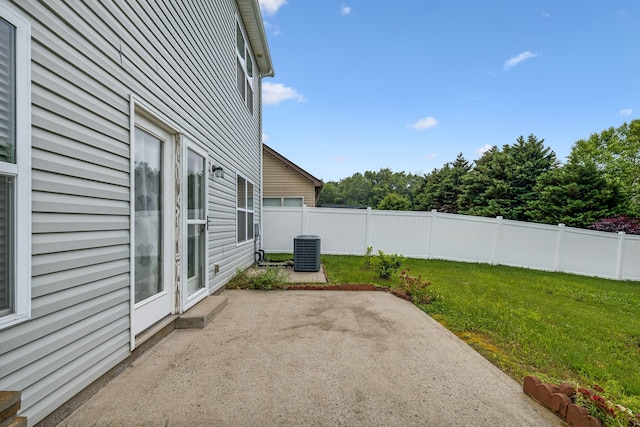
[129,96,182,350]
[130,114,175,337]
[181,137,209,311]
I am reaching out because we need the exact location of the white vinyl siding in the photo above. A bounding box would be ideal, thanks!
[0,1,31,329]
[0,1,265,425]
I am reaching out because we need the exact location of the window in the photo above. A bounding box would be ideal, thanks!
[0,3,30,329]
[236,175,254,243]
[262,197,304,207]
[235,21,253,114]
[263,198,281,207]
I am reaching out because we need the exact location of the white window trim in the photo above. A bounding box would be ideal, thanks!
[0,0,31,330]
[263,197,304,207]
[235,19,254,114]
[236,174,255,245]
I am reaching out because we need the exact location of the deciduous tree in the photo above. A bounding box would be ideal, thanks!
[568,119,640,216]
[377,193,412,210]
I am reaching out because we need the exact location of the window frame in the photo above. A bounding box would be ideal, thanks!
[262,197,304,207]
[0,1,31,330]
[235,20,254,115]
[236,174,255,244]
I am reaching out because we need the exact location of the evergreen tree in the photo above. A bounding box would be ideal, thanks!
[415,153,470,213]
[527,160,625,228]
[458,134,557,221]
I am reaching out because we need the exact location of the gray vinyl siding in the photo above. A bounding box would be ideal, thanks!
[0,0,265,425]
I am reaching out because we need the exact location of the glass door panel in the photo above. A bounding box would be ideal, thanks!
[186,148,206,298]
[187,223,205,296]
[134,128,163,303]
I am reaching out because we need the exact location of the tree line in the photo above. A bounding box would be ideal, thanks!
[317,120,640,233]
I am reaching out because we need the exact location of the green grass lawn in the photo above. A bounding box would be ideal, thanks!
[319,254,640,411]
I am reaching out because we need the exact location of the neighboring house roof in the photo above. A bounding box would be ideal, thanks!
[237,0,274,77]
[263,144,324,200]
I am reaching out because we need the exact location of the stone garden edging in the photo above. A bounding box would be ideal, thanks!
[524,375,603,427]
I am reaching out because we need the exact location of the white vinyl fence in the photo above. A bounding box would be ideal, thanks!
[261,206,640,281]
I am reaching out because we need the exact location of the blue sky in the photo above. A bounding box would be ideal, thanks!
[257,0,639,183]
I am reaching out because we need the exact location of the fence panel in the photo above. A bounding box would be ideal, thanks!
[305,208,368,255]
[496,220,558,271]
[261,207,303,252]
[368,211,432,258]
[559,228,621,278]
[429,213,495,263]
[621,235,640,280]
[262,207,639,281]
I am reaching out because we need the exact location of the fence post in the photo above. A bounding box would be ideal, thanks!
[364,207,372,253]
[492,216,503,265]
[616,231,626,279]
[554,223,565,272]
[427,209,437,259]
[301,204,307,235]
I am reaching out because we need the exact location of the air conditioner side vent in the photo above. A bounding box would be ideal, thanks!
[293,235,321,272]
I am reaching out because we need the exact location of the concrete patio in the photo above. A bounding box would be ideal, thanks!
[56,290,564,426]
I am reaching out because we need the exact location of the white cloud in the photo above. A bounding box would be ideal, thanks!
[334,156,347,163]
[340,4,351,15]
[259,0,287,15]
[262,133,269,142]
[425,153,437,159]
[263,21,281,36]
[408,116,438,130]
[476,144,493,155]
[262,82,306,105]
[503,51,538,71]
[620,108,633,117]
[542,11,551,18]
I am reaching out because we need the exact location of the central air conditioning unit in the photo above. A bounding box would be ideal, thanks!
[293,235,321,272]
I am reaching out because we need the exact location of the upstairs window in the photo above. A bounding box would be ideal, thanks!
[236,22,253,115]
[0,3,30,329]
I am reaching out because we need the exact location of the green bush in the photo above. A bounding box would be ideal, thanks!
[363,246,375,269]
[397,269,432,305]
[362,247,406,279]
[227,267,288,290]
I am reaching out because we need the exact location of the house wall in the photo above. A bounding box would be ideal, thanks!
[0,1,263,425]
[263,149,317,207]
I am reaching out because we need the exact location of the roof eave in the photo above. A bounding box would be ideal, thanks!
[237,0,275,77]
[263,144,324,188]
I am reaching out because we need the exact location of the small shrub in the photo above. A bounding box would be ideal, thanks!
[363,246,374,269]
[397,269,433,305]
[373,250,405,279]
[589,216,640,235]
[227,267,288,290]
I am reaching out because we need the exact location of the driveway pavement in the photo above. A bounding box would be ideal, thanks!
[58,290,564,426]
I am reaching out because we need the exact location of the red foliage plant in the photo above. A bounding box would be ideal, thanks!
[589,216,640,235]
